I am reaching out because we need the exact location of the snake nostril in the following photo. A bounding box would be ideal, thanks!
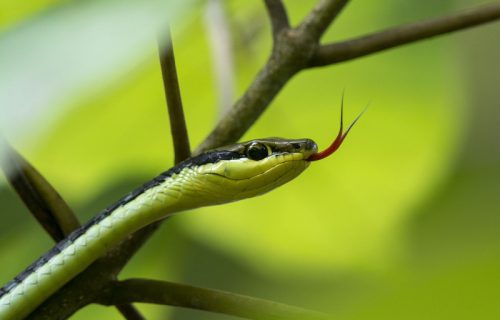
[305,139,318,152]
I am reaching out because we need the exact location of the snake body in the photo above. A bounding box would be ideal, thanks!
[0,138,317,320]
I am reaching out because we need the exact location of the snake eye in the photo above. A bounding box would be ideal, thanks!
[246,143,269,161]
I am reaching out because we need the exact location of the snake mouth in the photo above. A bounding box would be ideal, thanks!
[204,158,297,181]
[202,157,308,200]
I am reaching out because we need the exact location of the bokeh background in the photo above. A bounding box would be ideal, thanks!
[1,0,499,319]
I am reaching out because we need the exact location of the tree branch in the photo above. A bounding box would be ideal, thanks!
[101,279,328,320]
[263,0,290,40]
[158,28,191,163]
[0,139,79,241]
[107,26,193,286]
[309,2,500,67]
[116,304,145,320]
[97,29,193,282]
[298,0,350,40]
[101,26,193,280]
[194,45,305,154]
[196,0,348,154]
[196,1,500,153]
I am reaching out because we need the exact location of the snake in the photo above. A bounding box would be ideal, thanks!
[0,105,363,319]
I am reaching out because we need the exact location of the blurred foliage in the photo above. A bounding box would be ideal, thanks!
[1,0,499,319]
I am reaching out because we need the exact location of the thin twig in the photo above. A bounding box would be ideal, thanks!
[0,139,79,241]
[101,279,328,320]
[105,25,193,278]
[298,0,350,40]
[102,28,193,280]
[309,2,500,66]
[263,0,290,40]
[158,28,191,163]
[116,304,145,320]
[97,26,193,317]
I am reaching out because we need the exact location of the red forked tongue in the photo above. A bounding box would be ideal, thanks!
[307,96,367,161]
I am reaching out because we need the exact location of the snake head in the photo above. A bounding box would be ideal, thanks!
[307,95,366,161]
[193,138,318,203]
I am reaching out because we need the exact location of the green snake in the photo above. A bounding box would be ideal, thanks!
[0,106,361,319]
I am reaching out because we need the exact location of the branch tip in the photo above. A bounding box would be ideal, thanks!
[263,0,290,39]
[298,0,350,40]
[158,27,191,164]
[310,2,500,67]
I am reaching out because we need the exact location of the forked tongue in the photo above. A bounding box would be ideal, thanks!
[308,96,367,161]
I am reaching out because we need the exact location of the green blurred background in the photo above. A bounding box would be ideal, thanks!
[1,0,499,319]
